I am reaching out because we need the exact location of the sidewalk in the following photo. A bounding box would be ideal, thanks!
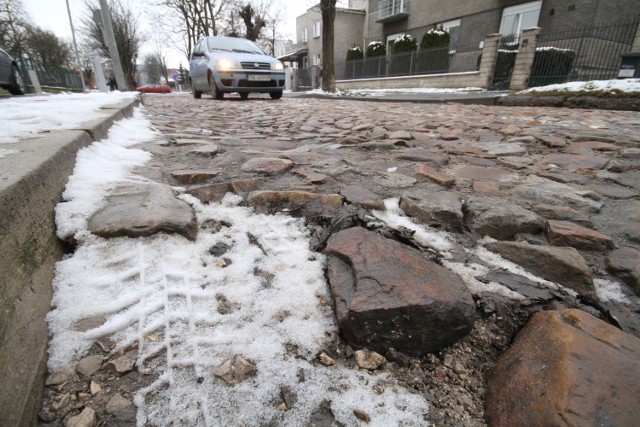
[285,89,507,105]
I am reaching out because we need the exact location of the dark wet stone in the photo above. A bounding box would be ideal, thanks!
[326,227,476,356]
[463,197,545,240]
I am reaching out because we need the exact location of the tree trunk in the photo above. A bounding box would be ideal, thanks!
[320,0,336,92]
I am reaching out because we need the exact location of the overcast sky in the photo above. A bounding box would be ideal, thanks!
[22,0,316,67]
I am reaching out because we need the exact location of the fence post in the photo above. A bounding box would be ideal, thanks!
[291,68,299,91]
[478,33,501,89]
[311,65,319,89]
[510,27,542,91]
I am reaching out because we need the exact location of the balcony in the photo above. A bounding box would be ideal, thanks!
[377,0,409,23]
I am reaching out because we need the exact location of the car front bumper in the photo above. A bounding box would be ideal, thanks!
[214,71,285,92]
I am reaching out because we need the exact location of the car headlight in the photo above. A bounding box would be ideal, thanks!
[216,59,236,71]
[271,61,284,71]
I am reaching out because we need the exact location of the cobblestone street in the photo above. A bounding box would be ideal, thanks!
[41,92,640,426]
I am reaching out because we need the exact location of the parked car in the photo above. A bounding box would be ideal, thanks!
[0,48,25,95]
[189,36,285,100]
[136,84,171,94]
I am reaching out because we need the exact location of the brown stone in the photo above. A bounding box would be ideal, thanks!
[546,220,614,251]
[247,191,343,220]
[534,134,567,148]
[76,355,103,377]
[566,141,618,154]
[414,164,455,187]
[354,349,386,370]
[66,407,97,427]
[472,181,500,195]
[463,197,545,240]
[240,157,293,174]
[187,179,263,204]
[400,191,463,229]
[88,182,197,241]
[440,128,464,141]
[486,309,640,427]
[606,247,640,295]
[485,241,594,297]
[104,355,135,376]
[325,227,476,356]
[540,153,609,170]
[171,169,219,185]
[213,355,257,385]
[339,185,385,210]
[106,393,133,415]
[397,149,449,166]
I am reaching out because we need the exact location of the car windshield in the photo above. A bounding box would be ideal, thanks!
[206,37,264,55]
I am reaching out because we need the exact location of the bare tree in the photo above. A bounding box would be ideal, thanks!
[159,0,236,59]
[320,0,336,92]
[81,0,141,89]
[25,27,72,69]
[0,0,29,55]
[238,4,266,41]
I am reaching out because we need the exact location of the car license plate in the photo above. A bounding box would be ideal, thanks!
[248,74,271,81]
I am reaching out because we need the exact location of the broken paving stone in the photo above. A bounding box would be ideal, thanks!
[486,309,640,427]
[455,165,517,182]
[213,355,257,385]
[45,365,75,386]
[104,354,136,376]
[76,355,103,377]
[73,316,106,332]
[241,157,293,175]
[546,220,614,251]
[66,407,97,427]
[326,227,475,356]
[588,183,639,200]
[353,409,372,423]
[247,191,343,220]
[339,185,385,210]
[512,176,604,213]
[606,247,640,295]
[400,190,463,229]
[171,169,219,185]
[87,182,197,241]
[485,241,594,297]
[414,164,455,187]
[318,352,336,367]
[463,197,545,240]
[106,393,133,415]
[354,349,386,370]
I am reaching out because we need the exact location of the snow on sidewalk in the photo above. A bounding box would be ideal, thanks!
[47,106,429,426]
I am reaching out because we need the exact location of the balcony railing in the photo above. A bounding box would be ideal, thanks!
[377,0,409,23]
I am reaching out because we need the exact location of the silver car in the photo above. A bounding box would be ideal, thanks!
[189,36,285,100]
[0,48,25,95]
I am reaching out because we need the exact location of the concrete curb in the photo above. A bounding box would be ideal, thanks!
[289,93,503,105]
[0,95,141,426]
[496,94,640,111]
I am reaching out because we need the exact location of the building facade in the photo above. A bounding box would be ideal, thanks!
[366,0,640,49]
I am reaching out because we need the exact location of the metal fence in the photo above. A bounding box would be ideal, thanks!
[336,40,482,81]
[13,56,84,93]
[531,19,639,87]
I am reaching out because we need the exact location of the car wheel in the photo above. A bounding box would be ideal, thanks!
[9,65,25,95]
[192,80,202,99]
[239,92,249,100]
[209,77,224,100]
[269,90,283,100]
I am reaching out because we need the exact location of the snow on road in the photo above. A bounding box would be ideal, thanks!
[48,105,429,426]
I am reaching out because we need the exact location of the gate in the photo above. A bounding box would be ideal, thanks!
[297,68,312,91]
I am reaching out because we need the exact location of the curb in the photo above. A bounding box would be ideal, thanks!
[290,93,503,105]
[0,95,141,426]
[496,94,640,111]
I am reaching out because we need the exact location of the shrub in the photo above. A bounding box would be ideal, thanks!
[392,34,417,54]
[530,47,576,87]
[416,26,451,74]
[365,41,386,57]
[346,44,363,61]
[420,25,450,50]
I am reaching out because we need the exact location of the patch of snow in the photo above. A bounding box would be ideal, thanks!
[520,78,640,94]
[594,278,628,303]
[0,147,18,159]
[48,113,430,425]
[0,91,139,144]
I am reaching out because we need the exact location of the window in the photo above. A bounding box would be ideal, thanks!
[302,28,308,43]
[442,19,461,53]
[302,56,308,69]
[500,1,542,40]
[314,20,321,38]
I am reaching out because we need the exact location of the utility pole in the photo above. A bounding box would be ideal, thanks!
[98,0,127,90]
[66,0,87,92]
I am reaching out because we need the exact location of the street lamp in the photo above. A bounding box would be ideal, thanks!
[65,0,87,92]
